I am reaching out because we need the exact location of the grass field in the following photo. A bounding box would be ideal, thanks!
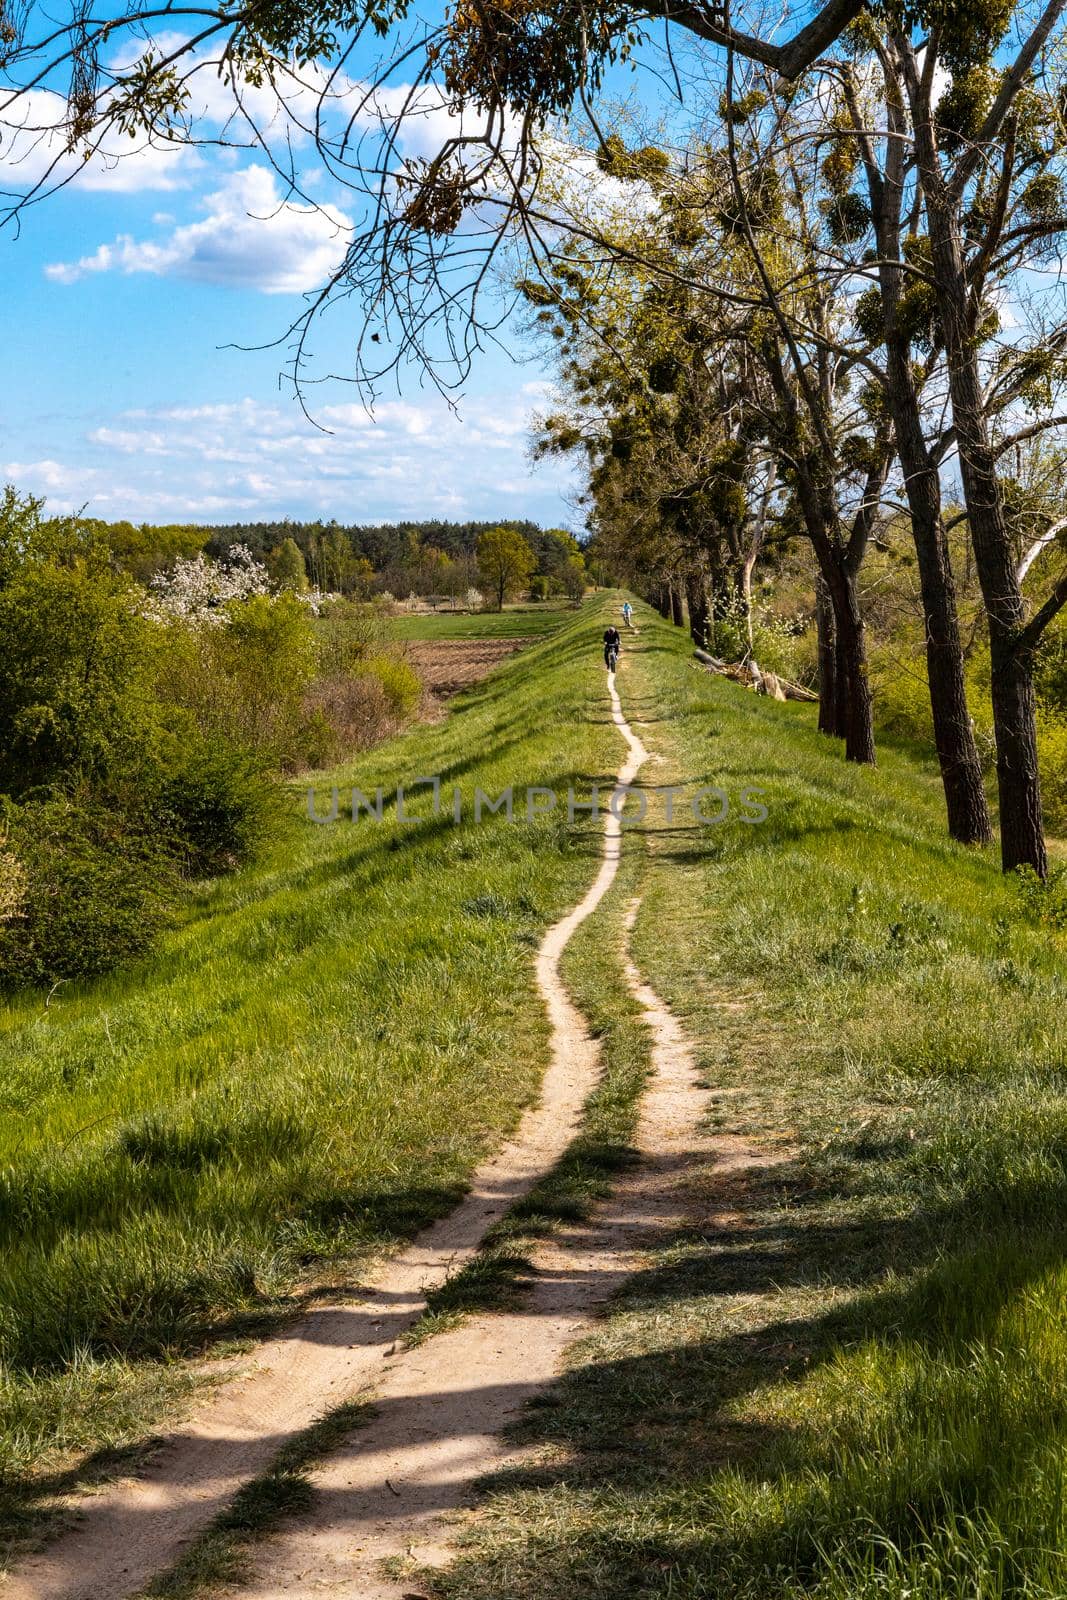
[0,599,620,1555]
[7,592,1067,1596]
[386,604,573,640]
[428,603,1067,1600]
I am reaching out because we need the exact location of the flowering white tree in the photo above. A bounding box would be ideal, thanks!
[465,587,484,611]
[145,546,269,624]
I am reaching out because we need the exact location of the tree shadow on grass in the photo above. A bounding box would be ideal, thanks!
[435,1150,1067,1599]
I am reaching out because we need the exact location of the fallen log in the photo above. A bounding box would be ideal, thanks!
[692,650,818,703]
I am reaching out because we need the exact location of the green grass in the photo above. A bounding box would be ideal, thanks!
[426,603,1067,1600]
[408,836,654,1345]
[0,596,622,1561]
[386,604,573,640]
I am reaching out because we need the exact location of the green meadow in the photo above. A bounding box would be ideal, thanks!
[6,594,1067,1600]
[385,604,572,640]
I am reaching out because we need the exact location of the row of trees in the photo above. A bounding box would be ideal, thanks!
[77,517,586,605]
[525,15,1067,875]
[258,523,584,607]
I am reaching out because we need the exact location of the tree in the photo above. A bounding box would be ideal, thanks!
[561,554,586,602]
[268,537,309,593]
[477,528,536,611]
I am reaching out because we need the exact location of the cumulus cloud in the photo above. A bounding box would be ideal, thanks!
[45,165,352,292]
[6,388,575,524]
[0,87,202,196]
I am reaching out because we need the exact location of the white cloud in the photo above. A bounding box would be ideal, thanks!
[0,87,202,196]
[4,387,576,524]
[45,165,352,293]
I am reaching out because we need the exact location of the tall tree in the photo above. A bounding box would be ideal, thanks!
[477,527,536,611]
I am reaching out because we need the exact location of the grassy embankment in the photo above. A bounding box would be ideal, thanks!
[0,596,622,1558]
[431,602,1067,1600]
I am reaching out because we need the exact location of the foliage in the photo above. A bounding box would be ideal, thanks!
[1013,862,1067,930]
[0,552,160,798]
[0,797,175,988]
[155,591,320,766]
[151,738,284,876]
[1036,712,1067,835]
[477,526,537,610]
[267,536,309,593]
[145,545,269,624]
[0,840,27,924]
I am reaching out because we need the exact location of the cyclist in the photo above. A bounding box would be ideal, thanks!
[603,623,622,671]
[622,600,634,629]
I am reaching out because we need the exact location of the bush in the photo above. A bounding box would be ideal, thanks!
[529,576,550,602]
[154,592,319,768]
[366,653,422,720]
[301,674,395,765]
[1038,711,1067,835]
[0,842,26,924]
[0,560,159,797]
[151,738,283,876]
[0,799,175,989]
[301,654,423,766]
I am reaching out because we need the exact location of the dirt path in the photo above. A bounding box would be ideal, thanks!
[226,891,774,1600]
[3,671,641,1600]
[208,679,777,1600]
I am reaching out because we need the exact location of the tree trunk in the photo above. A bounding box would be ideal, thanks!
[885,347,993,845]
[815,575,840,737]
[916,150,1046,872]
[652,583,672,620]
[735,556,756,653]
[670,583,685,627]
[824,561,875,764]
[685,569,710,649]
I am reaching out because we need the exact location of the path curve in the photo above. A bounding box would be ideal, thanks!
[4,670,641,1600]
[226,890,715,1600]
[200,682,778,1600]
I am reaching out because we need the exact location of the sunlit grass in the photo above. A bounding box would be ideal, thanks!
[433,603,1067,1600]
[0,596,621,1553]
[387,604,572,640]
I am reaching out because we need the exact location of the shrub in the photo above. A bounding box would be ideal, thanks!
[529,576,550,602]
[301,654,422,766]
[1037,711,1067,835]
[0,799,175,988]
[301,674,394,765]
[0,561,159,797]
[152,738,283,876]
[0,842,26,924]
[154,592,319,767]
[366,653,422,720]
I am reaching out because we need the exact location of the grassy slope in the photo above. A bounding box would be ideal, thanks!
[435,603,1067,1600]
[0,596,622,1554]
[387,605,572,640]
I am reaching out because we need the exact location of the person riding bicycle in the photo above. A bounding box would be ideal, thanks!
[603,624,622,670]
[622,601,634,628]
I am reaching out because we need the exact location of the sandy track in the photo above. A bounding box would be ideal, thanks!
[220,683,775,1600]
[4,672,641,1600]
[227,892,746,1600]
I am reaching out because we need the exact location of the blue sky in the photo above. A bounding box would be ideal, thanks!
[0,49,578,529]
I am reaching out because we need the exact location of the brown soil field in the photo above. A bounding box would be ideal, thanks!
[409,637,536,706]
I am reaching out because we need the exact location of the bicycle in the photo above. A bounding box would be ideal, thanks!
[605,643,620,672]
